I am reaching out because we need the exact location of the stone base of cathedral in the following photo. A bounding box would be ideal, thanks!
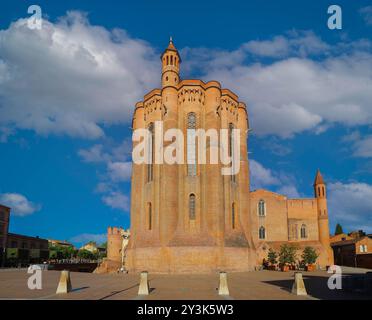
[126,246,257,274]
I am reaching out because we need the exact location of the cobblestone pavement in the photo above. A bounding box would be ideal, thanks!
[0,268,370,300]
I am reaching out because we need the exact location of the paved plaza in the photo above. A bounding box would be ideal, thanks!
[0,268,370,300]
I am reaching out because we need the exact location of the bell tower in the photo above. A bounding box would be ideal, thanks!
[161,37,181,88]
[314,169,333,265]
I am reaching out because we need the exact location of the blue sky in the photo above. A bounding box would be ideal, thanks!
[0,0,371,246]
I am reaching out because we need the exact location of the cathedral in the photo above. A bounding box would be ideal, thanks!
[123,39,333,273]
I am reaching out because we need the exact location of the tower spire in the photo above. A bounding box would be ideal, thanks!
[161,37,181,87]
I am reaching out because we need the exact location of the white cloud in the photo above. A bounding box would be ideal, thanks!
[102,191,130,212]
[107,161,132,182]
[183,32,372,138]
[352,135,372,158]
[69,233,106,245]
[360,6,372,25]
[250,160,280,188]
[328,182,372,233]
[243,31,330,58]
[250,159,300,198]
[0,12,159,139]
[276,185,300,198]
[78,144,110,163]
[0,193,41,216]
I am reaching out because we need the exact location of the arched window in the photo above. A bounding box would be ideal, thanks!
[258,200,266,216]
[166,55,169,65]
[187,113,197,176]
[147,123,154,182]
[148,203,152,230]
[300,224,307,239]
[170,55,173,65]
[232,203,236,229]
[318,187,321,197]
[189,194,196,220]
[229,123,236,183]
[259,226,266,239]
[322,187,325,197]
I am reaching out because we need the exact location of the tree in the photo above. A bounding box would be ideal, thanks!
[267,248,278,265]
[335,223,344,235]
[278,244,298,265]
[77,249,96,260]
[301,247,319,265]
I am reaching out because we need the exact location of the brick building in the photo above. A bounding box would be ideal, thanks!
[331,235,372,269]
[120,39,333,273]
[0,204,10,267]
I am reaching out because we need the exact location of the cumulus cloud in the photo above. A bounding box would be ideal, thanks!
[250,160,280,188]
[243,31,330,58]
[78,144,110,163]
[328,182,372,233]
[341,132,372,158]
[250,159,300,197]
[360,6,372,25]
[69,233,106,245]
[102,191,130,212]
[0,193,41,216]
[0,12,159,139]
[107,161,132,182]
[183,33,372,138]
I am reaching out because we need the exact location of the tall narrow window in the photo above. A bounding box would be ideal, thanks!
[300,224,307,239]
[258,200,266,216]
[147,123,154,182]
[232,203,236,229]
[187,113,197,176]
[229,123,236,183]
[259,226,266,239]
[148,203,152,230]
[189,194,196,220]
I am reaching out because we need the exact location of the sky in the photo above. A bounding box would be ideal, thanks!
[0,0,371,246]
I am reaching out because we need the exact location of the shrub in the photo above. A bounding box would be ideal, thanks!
[278,244,298,265]
[301,247,319,265]
[267,248,278,265]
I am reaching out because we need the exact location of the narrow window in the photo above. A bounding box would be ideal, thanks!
[259,226,266,239]
[148,203,152,230]
[258,200,266,216]
[318,187,321,197]
[229,123,236,183]
[170,55,173,65]
[166,56,169,65]
[232,203,236,229]
[189,194,196,220]
[147,123,154,182]
[322,187,325,197]
[187,113,197,176]
[301,224,307,239]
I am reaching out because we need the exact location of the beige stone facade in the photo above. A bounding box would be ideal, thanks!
[121,39,333,273]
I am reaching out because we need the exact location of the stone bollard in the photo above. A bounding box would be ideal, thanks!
[56,270,72,294]
[138,271,149,295]
[291,272,307,296]
[218,271,229,296]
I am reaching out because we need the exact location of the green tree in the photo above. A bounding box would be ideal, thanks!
[334,223,344,235]
[278,244,298,265]
[267,248,278,265]
[301,246,319,265]
[77,249,96,260]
